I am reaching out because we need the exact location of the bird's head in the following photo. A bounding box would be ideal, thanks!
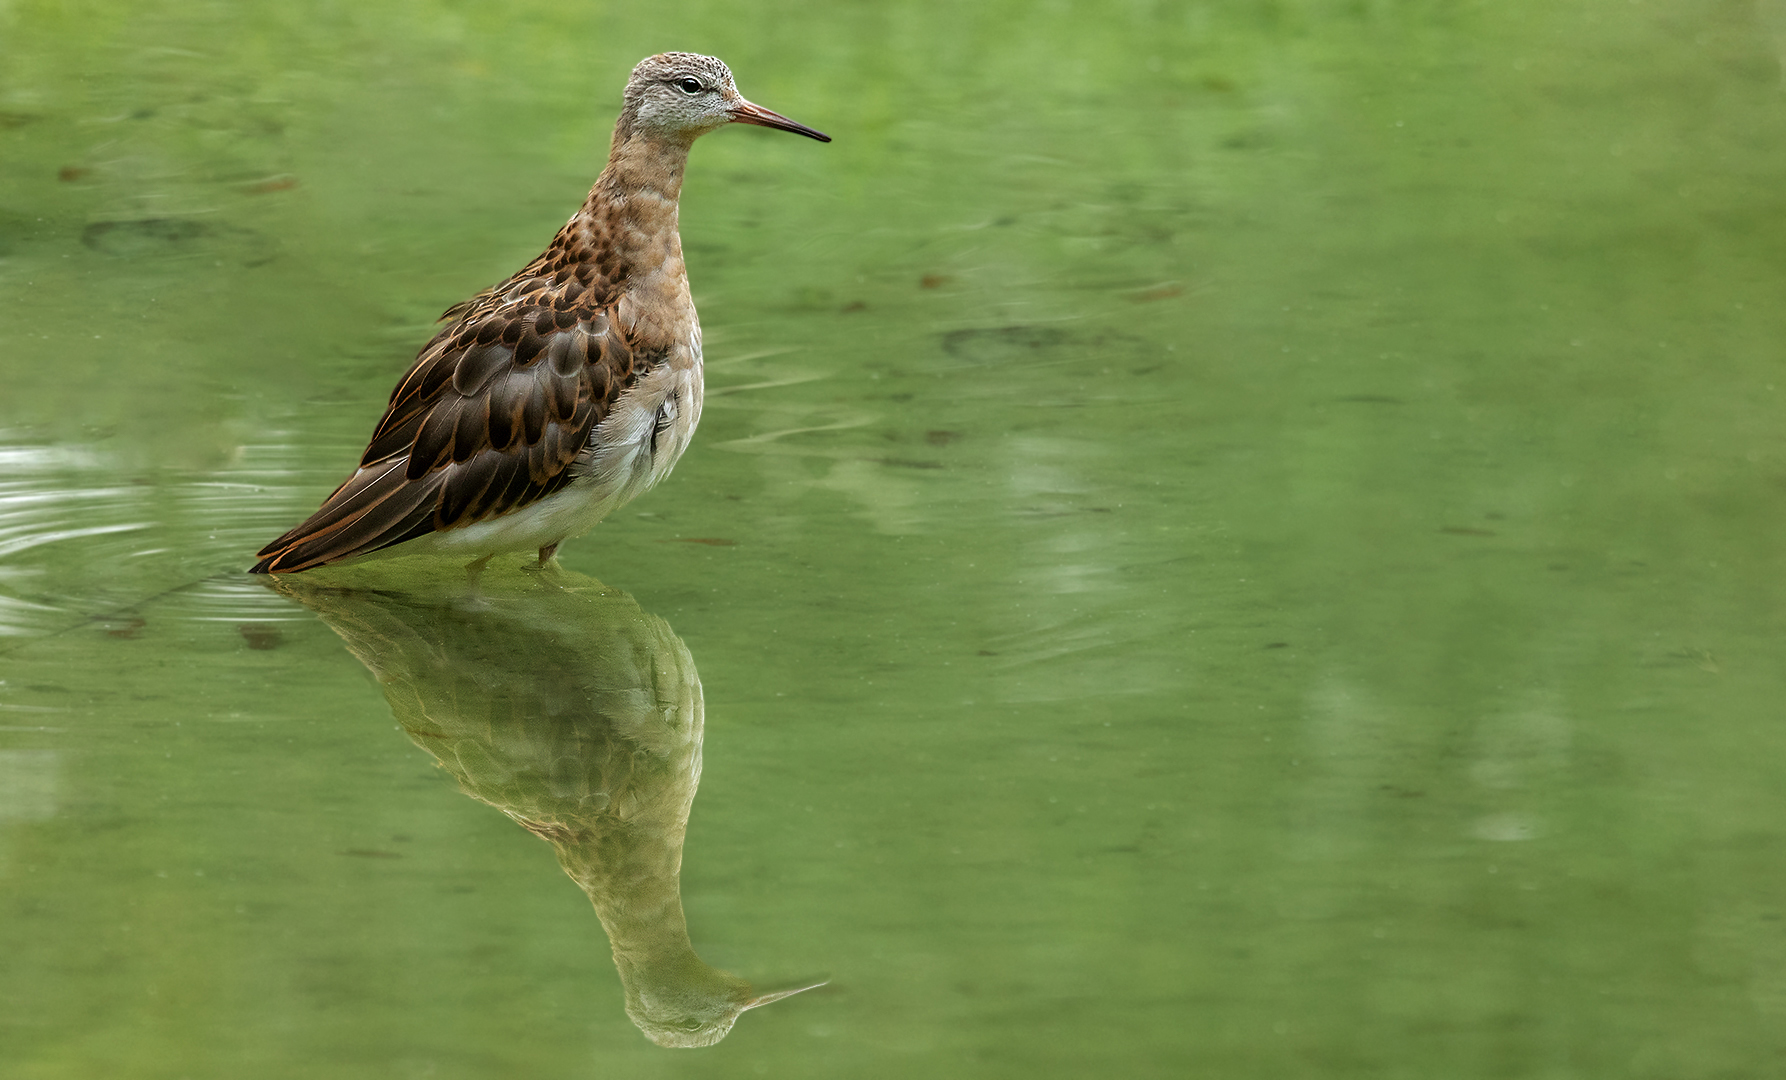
[621,954,828,1049]
[619,52,830,145]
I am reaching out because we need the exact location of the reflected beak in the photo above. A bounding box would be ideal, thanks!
[731,99,832,142]
[743,977,830,1010]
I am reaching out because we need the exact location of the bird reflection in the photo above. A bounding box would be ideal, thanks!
[271,564,820,1047]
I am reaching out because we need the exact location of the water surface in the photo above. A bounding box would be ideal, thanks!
[4,1,1786,1076]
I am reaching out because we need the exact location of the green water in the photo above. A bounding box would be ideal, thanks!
[4,0,1786,1075]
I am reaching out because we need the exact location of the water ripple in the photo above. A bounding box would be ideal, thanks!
[164,574,307,624]
[0,436,314,642]
[0,445,156,637]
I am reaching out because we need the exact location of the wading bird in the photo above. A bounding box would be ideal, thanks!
[252,53,828,575]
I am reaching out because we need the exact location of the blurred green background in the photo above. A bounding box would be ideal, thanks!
[3,0,1786,1076]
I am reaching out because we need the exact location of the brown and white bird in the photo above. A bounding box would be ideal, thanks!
[251,53,828,575]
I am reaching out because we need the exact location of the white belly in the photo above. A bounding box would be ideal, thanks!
[397,359,703,561]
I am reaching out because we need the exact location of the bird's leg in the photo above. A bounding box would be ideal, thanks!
[521,542,560,573]
[464,552,494,586]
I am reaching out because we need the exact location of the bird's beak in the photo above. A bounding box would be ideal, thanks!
[742,977,830,1010]
[730,99,831,143]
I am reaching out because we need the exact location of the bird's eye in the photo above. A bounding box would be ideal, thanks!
[675,77,704,95]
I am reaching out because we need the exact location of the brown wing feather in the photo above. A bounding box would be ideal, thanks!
[252,254,648,573]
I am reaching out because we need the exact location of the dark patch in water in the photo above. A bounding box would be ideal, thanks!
[237,623,283,650]
[1131,283,1183,302]
[877,458,944,470]
[941,325,1070,363]
[103,616,147,640]
[80,217,278,265]
[82,217,212,252]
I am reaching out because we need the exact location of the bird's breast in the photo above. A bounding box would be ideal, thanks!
[585,330,702,502]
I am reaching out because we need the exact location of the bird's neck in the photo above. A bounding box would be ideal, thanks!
[549,814,716,993]
[579,130,688,250]
[552,129,692,316]
[596,128,691,204]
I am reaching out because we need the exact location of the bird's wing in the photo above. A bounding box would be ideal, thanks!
[252,295,649,573]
